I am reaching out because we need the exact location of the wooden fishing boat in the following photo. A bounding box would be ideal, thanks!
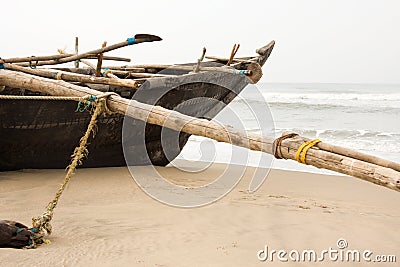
[1,36,400,251]
[0,40,275,171]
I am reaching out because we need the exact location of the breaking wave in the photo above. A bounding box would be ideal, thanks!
[233,92,400,110]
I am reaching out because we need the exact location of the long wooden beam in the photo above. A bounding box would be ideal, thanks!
[4,64,139,89]
[0,54,131,65]
[0,70,399,192]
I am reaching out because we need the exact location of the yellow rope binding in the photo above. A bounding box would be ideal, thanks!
[295,139,321,164]
[27,92,116,249]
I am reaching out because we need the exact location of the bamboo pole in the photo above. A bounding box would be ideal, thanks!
[0,54,131,65]
[0,70,399,192]
[4,64,138,89]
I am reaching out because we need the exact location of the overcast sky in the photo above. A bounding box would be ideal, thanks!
[2,0,399,84]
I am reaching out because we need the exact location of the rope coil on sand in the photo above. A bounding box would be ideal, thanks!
[26,92,117,248]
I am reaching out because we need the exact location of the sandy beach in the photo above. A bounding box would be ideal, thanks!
[0,163,398,266]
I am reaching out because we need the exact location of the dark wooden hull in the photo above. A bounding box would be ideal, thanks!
[0,42,274,170]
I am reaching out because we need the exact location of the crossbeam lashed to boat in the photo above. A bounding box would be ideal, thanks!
[0,70,399,192]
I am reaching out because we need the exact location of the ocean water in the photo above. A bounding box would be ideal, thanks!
[175,83,400,174]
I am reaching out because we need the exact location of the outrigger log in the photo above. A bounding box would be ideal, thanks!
[0,70,399,192]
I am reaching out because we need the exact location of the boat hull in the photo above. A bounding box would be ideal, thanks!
[0,75,246,170]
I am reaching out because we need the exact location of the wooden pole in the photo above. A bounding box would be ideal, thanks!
[98,55,131,62]
[0,53,130,65]
[227,43,240,66]
[278,133,400,172]
[314,137,400,172]
[96,41,107,77]
[4,64,138,89]
[0,54,71,64]
[205,55,251,63]
[74,37,79,68]
[11,34,161,67]
[276,134,400,190]
[194,47,207,73]
[0,70,399,192]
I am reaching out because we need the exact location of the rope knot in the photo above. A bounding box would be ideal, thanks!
[272,133,298,159]
[27,211,54,248]
[75,94,97,112]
